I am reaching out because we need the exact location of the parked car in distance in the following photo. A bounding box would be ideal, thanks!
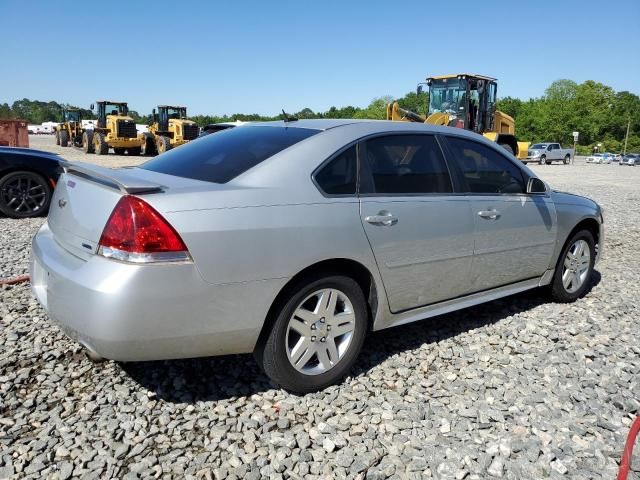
[0,146,62,218]
[612,153,623,163]
[30,120,603,392]
[621,153,640,166]
[586,153,609,164]
[525,143,573,164]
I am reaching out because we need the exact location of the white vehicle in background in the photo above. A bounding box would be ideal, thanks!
[586,154,609,164]
[525,143,573,164]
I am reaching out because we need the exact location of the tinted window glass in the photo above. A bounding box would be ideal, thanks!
[315,146,357,195]
[446,137,525,194]
[142,126,319,183]
[365,135,452,194]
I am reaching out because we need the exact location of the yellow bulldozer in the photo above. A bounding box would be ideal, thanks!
[140,105,199,155]
[387,73,529,159]
[83,101,144,156]
[54,108,84,148]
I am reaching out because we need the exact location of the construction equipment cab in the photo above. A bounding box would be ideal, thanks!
[387,74,529,159]
[83,101,143,156]
[141,105,199,155]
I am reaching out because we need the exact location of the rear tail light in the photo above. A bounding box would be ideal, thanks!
[98,195,191,263]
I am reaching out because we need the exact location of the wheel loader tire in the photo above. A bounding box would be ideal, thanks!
[83,131,95,154]
[156,136,171,154]
[114,148,125,155]
[141,133,156,156]
[94,133,109,155]
[55,131,60,145]
[59,130,69,147]
[128,147,141,156]
[499,143,514,155]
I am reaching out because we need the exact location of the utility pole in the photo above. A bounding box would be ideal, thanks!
[623,118,630,155]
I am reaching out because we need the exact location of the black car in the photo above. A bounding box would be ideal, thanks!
[0,147,62,218]
[199,122,238,137]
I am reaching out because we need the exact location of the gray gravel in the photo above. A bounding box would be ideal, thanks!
[1,158,639,479]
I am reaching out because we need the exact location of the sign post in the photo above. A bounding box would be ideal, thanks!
[572,131,579,164]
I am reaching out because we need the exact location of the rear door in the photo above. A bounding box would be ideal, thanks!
[358,134,474,313]
[442,135,557,292]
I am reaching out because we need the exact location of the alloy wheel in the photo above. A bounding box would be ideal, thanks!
[562,239,591,293]
[0,174,48,215]
[285,288,356,375]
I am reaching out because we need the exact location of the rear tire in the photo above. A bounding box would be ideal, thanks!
[257,274,368,393]
[539,155,546,165]
[141,133,156,156]
[83,131,95,153]
[0,171,52,218]
[549,230,595,303]
[564,154,570,164]
[94,133,109,155]
[156,136,171,154]
[59,130,69,147]
[55,131,60,145]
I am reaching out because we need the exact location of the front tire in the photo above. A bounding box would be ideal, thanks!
[94,133,109,155]
[55,131,60,145]
[549,230,595,303]
[156,135,171,154]
[83,131,94,153]
[59,130,69,147]
[0,171,52,218]
[258,274,368,393]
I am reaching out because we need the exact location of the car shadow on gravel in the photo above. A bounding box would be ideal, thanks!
[122,270,601,403]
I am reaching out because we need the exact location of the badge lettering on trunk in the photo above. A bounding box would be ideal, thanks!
[58,199,67,208]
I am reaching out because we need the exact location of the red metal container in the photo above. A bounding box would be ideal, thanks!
[0,119,29,147]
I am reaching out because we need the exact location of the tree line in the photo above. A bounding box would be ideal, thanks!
[1,79,638,154]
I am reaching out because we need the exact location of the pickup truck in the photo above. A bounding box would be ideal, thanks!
[524,143,573,164]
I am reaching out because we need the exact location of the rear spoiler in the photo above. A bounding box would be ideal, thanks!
[61,161,164,194]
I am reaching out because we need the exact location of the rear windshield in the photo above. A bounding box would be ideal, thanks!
[141,126,319,183]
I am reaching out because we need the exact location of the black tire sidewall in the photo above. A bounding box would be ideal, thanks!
[551,230,596,302]
[0,171,52,218]
[261,274,368,393]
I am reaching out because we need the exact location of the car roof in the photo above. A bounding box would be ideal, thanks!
[0,146,59,158]
[252,118,493,139]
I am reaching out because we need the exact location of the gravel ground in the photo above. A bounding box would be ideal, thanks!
[1,144,639,479]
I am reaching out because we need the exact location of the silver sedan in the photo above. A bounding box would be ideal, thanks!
[31,120,604,392]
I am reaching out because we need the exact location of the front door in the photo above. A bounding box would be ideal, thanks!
[359,134,475,313]
[442,135,557,292]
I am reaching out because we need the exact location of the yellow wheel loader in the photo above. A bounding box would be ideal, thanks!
[54,108,84,148]
[83,101,144,156]
[387,74,530,159]
[141,105,199,156]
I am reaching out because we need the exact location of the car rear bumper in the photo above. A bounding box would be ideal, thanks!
[30,222,283,361]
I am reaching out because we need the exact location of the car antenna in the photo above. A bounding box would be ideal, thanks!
[281,109,298,123]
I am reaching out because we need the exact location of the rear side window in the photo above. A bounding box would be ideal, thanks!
[314,146,357,195]
[363,135,452,194]
[445,137,525,194]
[141,126,319,183]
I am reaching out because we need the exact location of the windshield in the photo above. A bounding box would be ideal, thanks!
[141,125,319,183]
[428,78,467,116]
[531,144,548,149]
[105,104,127,116]
[166,107,186,119]
[64,111,80,122]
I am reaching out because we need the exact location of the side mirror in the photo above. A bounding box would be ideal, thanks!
[527,177,547,194]
[90,103,94,111]
[416,85,423,95]
[547,146,552,151]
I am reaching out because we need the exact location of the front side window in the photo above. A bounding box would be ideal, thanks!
[445,137,525,194]
[314,146,357,195]
[363,135,452,194]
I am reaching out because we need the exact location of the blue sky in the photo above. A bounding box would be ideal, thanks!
[1,0,638,116]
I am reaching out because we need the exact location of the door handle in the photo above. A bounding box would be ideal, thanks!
[365,211,398,226]
[477,209,501,220]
